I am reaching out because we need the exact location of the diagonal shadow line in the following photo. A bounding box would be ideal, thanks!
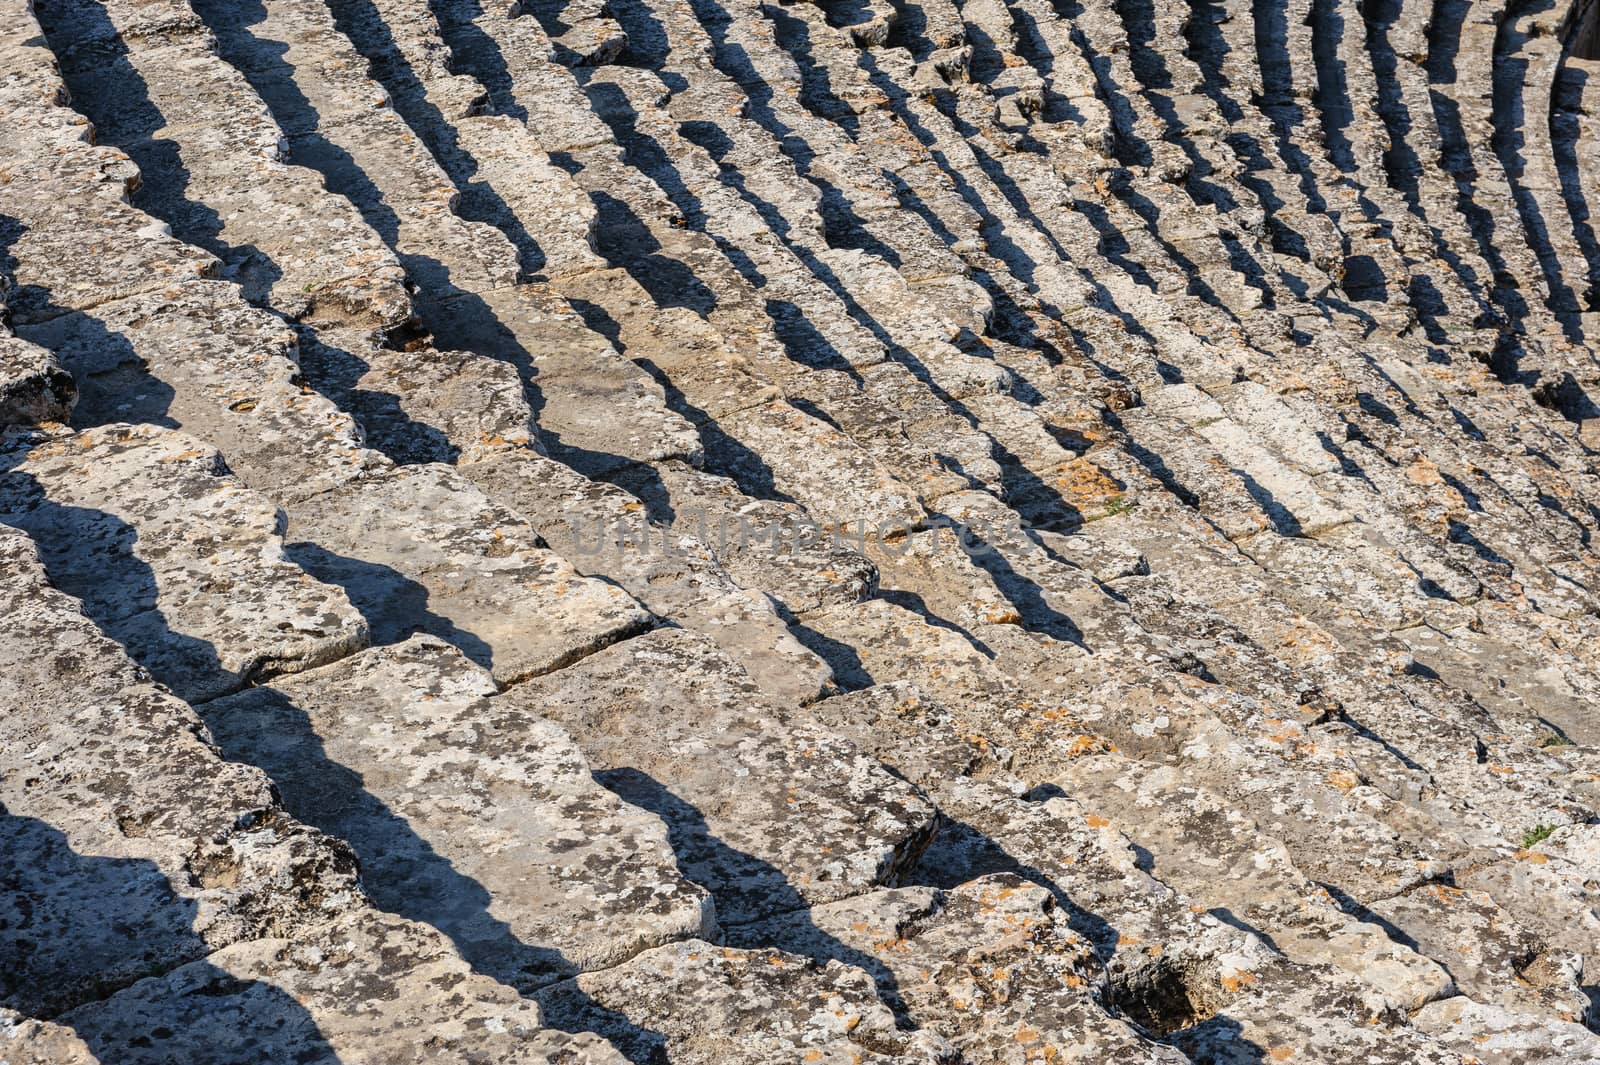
[1491,6,1588,340]
[0,450,669,1061]
[0,452,343,1058]
[593,767,918,1030]
[0,809,345,1062]
[32,0,457,466]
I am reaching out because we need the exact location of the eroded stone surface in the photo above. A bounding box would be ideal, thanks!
[7,0,1600,1051]
[0,424,369,701]
[286,462,651,685]
[202,635,713,988]
[500,627,940,926]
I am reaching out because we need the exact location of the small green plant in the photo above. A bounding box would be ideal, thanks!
[1539,732,1574,748]
[1521,824,1556,849]
[1102,495,1136,517]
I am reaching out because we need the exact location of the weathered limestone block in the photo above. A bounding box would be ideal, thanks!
[202,635,714,988]
[30,911,630,1065]
[463,446,834,703]
[287,462,652,685]
[734,874,1189,1062]
[500,627,940,925]
[19,282,383,503]
[0,524,360,1017]
[0,424,369,701]
[0,336,75,427]
[301,330,537,466]
[536,939,921,1063]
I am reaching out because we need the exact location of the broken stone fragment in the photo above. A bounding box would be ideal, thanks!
[0,336,75,427]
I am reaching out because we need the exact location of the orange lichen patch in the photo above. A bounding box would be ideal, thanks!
[1014,1027,1040,1044]
[1487,764,1515,775]
[1327,770,1360,792]
[1516,850,1550,864]
[1052,458,1124,506]
[1268,1047,1295,1061]
[1405,457,1444,487]
[1220,971,1258,993]
[1085,814,1111,829]
[1063,734,1110,757]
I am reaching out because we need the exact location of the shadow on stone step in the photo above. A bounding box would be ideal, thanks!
[0,469,668,1058]
[18,1,455,467]
[0,809,342,1063]
[0,469,224,703]
[34,0,283,305]
[183,0,559,459]
[1428,0,1541,343]
[904,811,1270,1058]
[0,215,179,432]
[283,541,494,669]
[200,691,577,993]
[593,767,917,1030]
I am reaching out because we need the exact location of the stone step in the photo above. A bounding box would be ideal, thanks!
[0,523,360,1017]
[15,910,630,1065]
[498,627,940,927]
[1,9,386,501]
[285,461,653,685]
[0,522,620,1065]
[461,446,835,704]
[201,635,714,989]
[0,336,75,428]
[19,282,382,504]
[732,873,1189,1062]
[534,938,918,1062]
[0,424,370,702]
[185,0,700,473]
[34,0,411,329]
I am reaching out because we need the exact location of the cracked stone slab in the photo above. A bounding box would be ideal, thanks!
[499,627,939,925]
[0,423,369,701]
[201,635,714,990]
[286,462,652,685]
[18,911,630,1065]
[463,446,834,704]
[1412,996,1600,1064]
